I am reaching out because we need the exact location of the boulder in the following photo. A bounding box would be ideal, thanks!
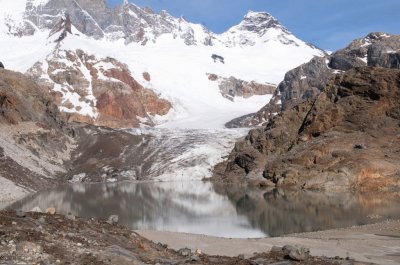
[16,209,26,218]
[142,72,151,81]
[107,215,119,225]
[282,245,310,261]
[45,207,56,215]
[178,247,191,256]
[66,213,76,221]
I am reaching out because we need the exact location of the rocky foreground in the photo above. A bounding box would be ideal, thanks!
[0,210,356,265]
[214,67,400,191]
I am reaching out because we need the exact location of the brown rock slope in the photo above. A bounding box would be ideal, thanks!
[0,69,74,192]
[228,33,400,128]
[28,49,171,128]
[214,67,400,191]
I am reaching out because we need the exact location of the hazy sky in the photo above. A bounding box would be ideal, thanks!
[107,0,399,51]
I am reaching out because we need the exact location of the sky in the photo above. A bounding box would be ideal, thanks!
[107,0,400,51]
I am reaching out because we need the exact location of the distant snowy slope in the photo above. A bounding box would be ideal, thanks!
[0,0,325,129]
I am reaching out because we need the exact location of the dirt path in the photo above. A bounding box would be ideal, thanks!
[138,219,400,265]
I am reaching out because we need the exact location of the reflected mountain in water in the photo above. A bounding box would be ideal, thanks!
[10,181,265,238]
[10,181,400,238]
[215,185,400,236]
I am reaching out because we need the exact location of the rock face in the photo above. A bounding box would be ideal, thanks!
[27,49,171,128]
[229,33,400,128]
[214,67,400,191]
[0,69,74,191]
[48,14,72,42]
[22,0,212,45]
[0,69,67,128]
[207,74,276,101]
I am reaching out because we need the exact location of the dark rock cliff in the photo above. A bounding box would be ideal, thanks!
[214,67,400,191]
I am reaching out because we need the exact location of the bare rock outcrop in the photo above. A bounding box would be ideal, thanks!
[0,69,67,128]
[214,67,400,191]
[228,33,400,128]
[27,49,171,128]
[207,74,276,101]
[0,69,74,192]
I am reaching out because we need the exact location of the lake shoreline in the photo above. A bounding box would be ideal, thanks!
[137,219,400,265]
[0,210,350,264]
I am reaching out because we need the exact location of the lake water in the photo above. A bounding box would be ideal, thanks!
[10,181,400,238]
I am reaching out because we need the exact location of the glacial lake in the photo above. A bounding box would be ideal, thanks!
[10,181,400,238]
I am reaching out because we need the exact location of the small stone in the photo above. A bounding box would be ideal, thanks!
[106,215,119,225]
[238,254,245,259]
[269,261,292,265]
[16,209,26,218]
[30,206,42,213]
[282,245,310,261]
[10,245,16,254]
[178,247,191,256]
[12,221,17,225]
[38,217,46,224]
[354,144,365,149]
[195,249,202,255]
[252,258,267,265]
[46,207,56,215]
[66,213,76,221]
[190,255,200,261]
[77,243,82,247]
[18,241,43,254]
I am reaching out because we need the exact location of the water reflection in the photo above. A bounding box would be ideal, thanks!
[10,181,400,238]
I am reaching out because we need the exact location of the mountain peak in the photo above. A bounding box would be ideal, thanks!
[233,10,286,35]
[244,11,273,20]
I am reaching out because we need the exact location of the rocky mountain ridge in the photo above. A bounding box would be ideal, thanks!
[228,32,400,128]
[9,0,321,49]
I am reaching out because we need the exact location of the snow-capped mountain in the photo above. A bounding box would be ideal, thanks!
[0,0,325,129]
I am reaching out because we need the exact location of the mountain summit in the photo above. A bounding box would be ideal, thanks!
[234,11,285,34]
